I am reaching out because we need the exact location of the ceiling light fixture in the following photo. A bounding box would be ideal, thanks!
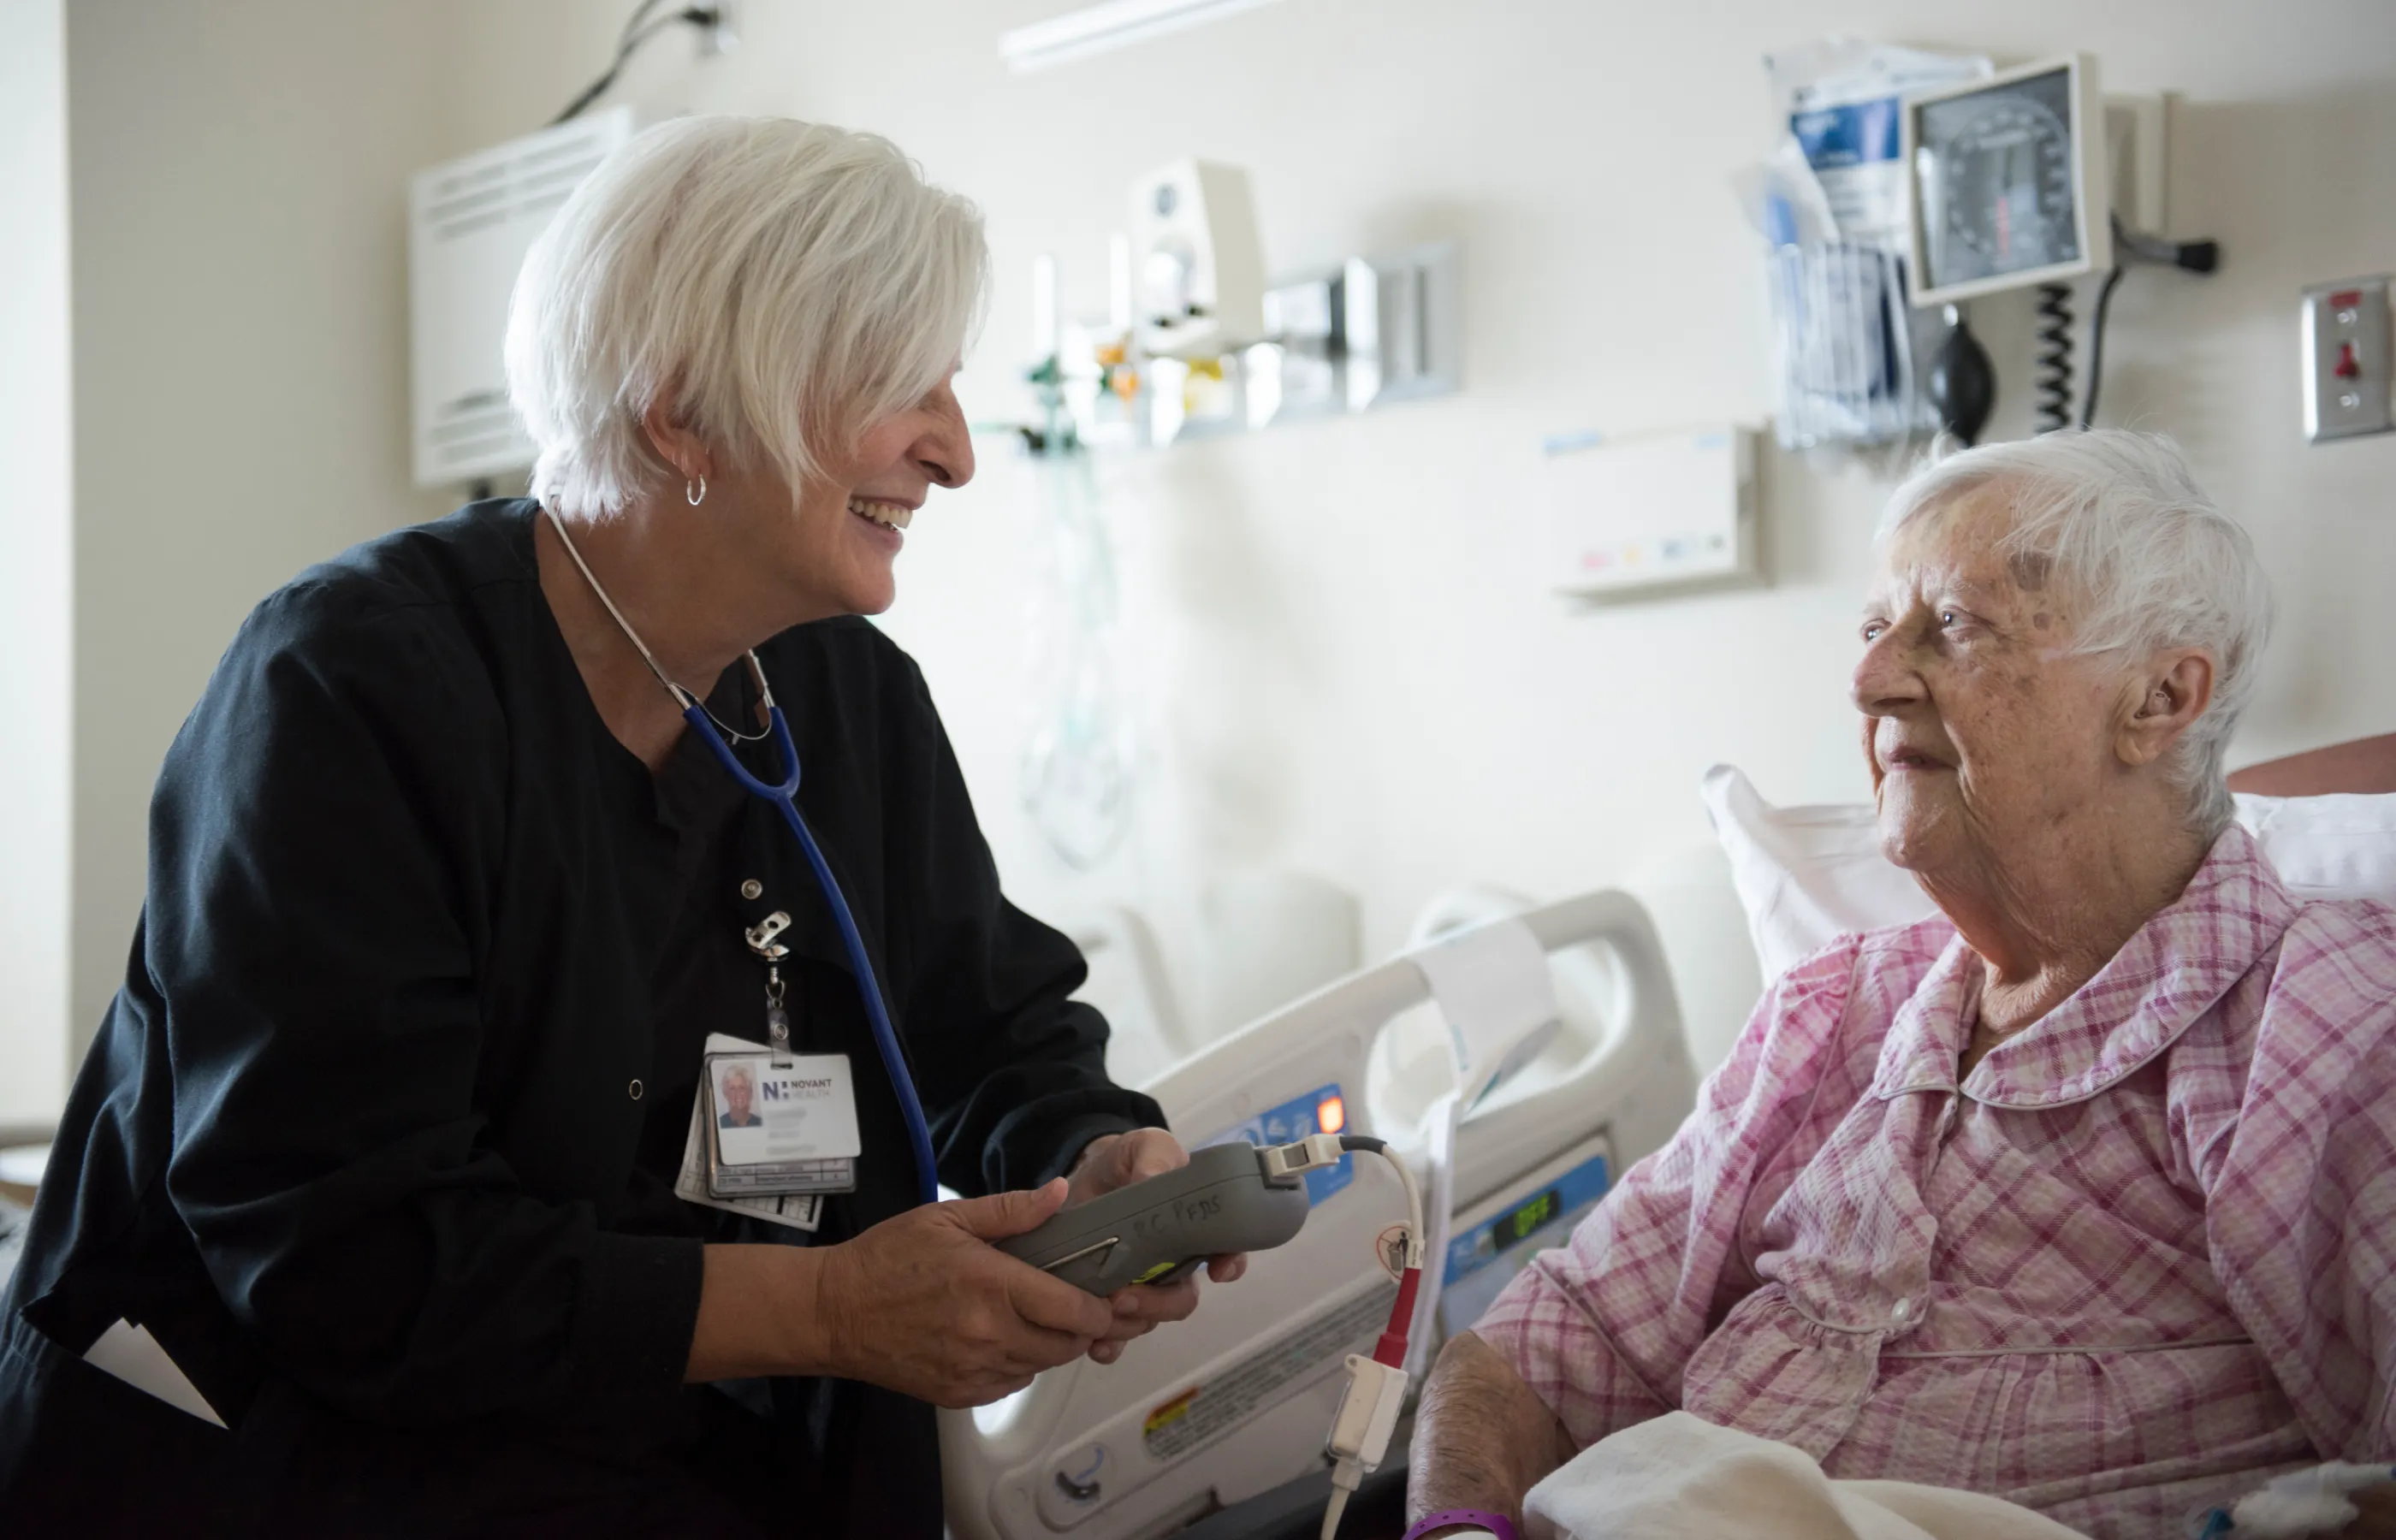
[999,0,1287,74]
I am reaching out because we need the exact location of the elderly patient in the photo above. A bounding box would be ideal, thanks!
[1411,431,2396,1539]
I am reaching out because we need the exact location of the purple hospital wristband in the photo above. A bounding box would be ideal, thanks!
[1402,1512,1520,1540]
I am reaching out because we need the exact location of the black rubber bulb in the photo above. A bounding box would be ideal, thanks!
[1926,304,1996,446]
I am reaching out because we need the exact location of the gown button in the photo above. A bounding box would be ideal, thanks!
[628,1079,644,1101]
[740,879,763,900]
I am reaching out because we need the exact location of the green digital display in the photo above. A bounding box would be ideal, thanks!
[1496,1188,1563,1248]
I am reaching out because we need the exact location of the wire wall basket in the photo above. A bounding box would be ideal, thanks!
[1767,243,1940,452]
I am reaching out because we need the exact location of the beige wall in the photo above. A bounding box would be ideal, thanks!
[0,0,73,1125]
[15,2,2395,1106]
[62,0,460,1066]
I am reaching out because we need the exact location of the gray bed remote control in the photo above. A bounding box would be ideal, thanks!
[999,1142,1313,1294]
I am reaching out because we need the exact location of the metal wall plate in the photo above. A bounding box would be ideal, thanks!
[1149,240,1462,446]
[2302,275,2393,443]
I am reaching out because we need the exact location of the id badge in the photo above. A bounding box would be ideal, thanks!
[703,1044,861,1199]
[674,1034,829,1231]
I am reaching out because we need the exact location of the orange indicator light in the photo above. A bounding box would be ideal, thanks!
[1316,1094,1347,1135]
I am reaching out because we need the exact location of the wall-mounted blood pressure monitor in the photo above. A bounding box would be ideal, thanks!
[1903,54,2112,305]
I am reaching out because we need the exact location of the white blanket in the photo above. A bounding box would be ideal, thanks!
[1524,1413,2085,1540]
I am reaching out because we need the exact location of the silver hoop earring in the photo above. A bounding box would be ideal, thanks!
[685,476,707,506]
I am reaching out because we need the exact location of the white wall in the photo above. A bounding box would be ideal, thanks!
[62,0,461,1067]
[0,0,73,1127]
[442,0,2396,1045]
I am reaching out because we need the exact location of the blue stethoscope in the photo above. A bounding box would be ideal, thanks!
[546,506,940,1206]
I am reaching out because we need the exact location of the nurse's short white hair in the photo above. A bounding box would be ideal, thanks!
[506,116,986,517]
[1877,429,2274,837]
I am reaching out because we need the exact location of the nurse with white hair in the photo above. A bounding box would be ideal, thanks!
[1409,431,2396,1540]
[0,116,1238,1537]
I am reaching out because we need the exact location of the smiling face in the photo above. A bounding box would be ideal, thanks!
[700,371,976,620]
[721,1067,754,1123]
[1852,483,2128,880]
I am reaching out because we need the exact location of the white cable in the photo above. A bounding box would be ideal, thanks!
[1293,1136,1425,1540]
[1268,1134,1425,1267]
[1366,1145,1426,1269]
[1320,1483,1351,1540]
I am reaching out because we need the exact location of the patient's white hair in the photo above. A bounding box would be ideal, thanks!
[1877,430,2274,837]
[506,116,986,517]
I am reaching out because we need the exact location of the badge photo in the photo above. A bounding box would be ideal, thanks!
[703,1047,863,1198]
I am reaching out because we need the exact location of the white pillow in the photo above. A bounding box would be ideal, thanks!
[1697,766,1936,980]
[2233,791,2396,906]
[1700,765,2396,982]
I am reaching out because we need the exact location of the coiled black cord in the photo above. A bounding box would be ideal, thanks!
[2033,282,2075,434]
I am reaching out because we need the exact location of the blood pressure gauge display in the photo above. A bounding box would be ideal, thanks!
[1904,56,2110,305]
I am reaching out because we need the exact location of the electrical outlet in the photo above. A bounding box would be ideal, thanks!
[2302,276,2393,443]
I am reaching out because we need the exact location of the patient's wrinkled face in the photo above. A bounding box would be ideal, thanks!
[1851,484,2119,881]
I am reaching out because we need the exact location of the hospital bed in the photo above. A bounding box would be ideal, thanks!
[942,886,1700,1540]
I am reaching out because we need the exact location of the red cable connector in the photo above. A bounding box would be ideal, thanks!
[1373,1266,1421,1367]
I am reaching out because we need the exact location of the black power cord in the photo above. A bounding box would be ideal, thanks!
[2078,265,2127,429]
[549,0,724,127]
[2079,215,2222,430]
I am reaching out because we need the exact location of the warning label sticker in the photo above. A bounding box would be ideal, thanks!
[1141,1282,1397,1462]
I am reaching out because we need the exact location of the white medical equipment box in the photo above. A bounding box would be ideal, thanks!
[1130,160,1266,362]
[1542,425,1764,601]
[406,106,649,489]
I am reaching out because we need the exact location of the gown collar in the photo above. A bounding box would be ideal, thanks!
[1871,824,2298,1108]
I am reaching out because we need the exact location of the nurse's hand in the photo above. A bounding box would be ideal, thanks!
[811,1179,1117,1408]
[1065,1128,1250,1367]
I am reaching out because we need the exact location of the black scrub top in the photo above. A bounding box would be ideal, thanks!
[0,500,1162,1537]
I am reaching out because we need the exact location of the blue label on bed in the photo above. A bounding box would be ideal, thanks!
[1438,1150,1611,1333]
[1201,1082,1355,1206]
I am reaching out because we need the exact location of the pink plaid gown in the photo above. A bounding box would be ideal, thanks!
[1474,825,2396,1537]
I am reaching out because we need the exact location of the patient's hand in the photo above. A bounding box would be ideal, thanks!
[2344,1484,2396,1536]
[1408,1330,1576,1533]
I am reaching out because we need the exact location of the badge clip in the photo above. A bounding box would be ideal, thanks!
[747,910,795,1065]
[745,910,792,960]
